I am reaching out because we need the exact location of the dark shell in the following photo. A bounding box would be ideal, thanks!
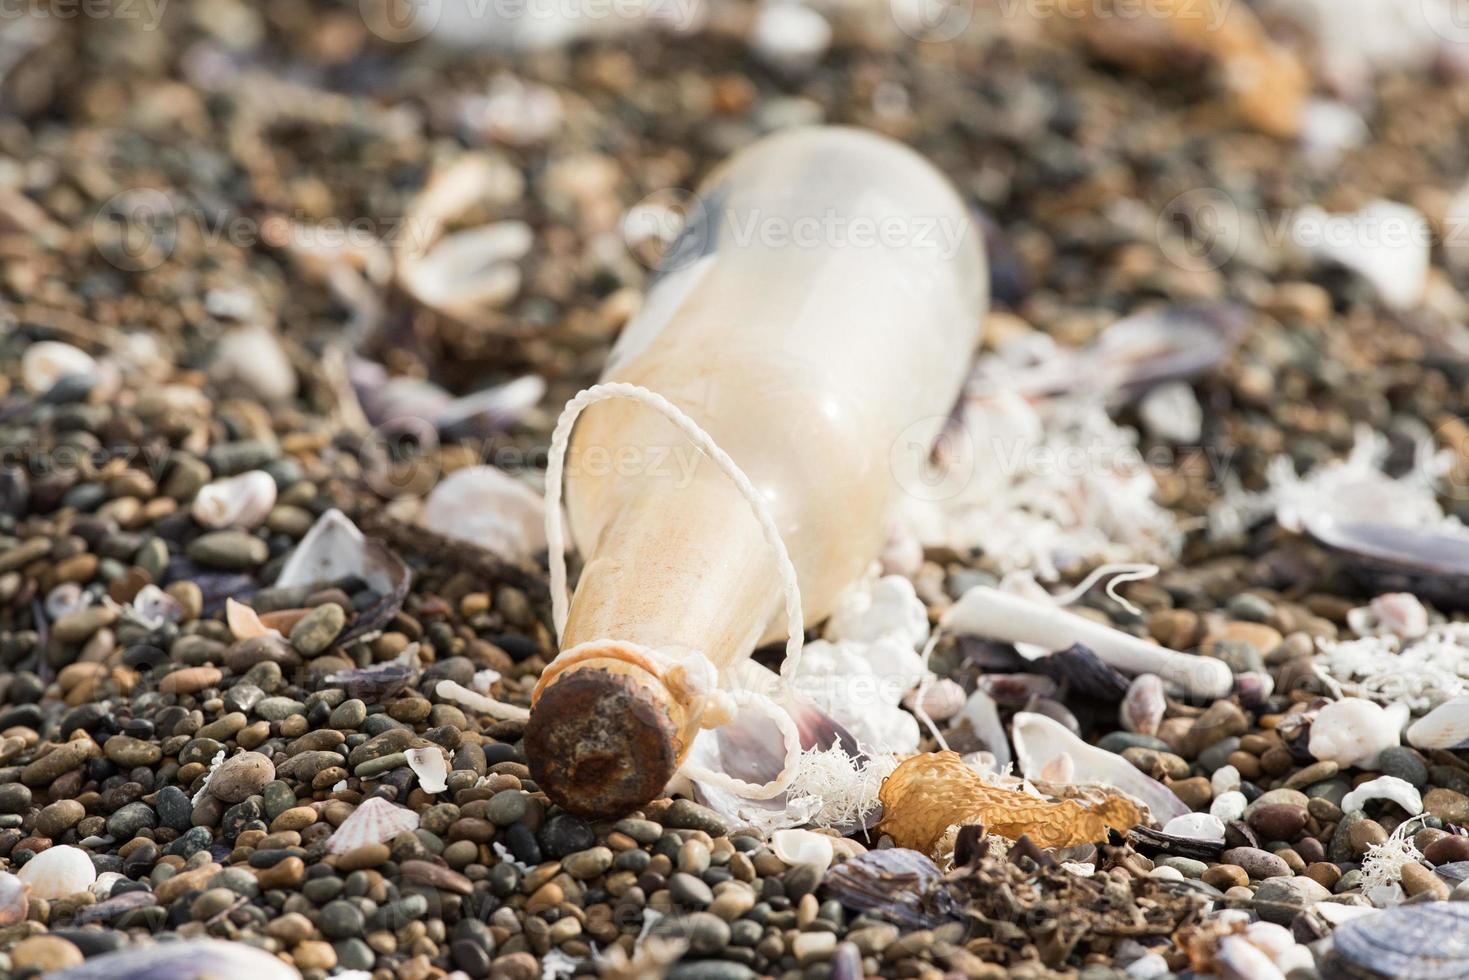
[821,848,961,931]
[1309,519,1469,612]
[1433,861,1469,885]
[974,673,1059,707]
[324,653,420,701]
[1326,902,1469,979]
[1036,644,1130,701]
[959,637,1029,673]
[74,890,158,925]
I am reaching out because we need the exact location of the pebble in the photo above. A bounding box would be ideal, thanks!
[1402,862,1451,900]
[1248,804,1308,841]
[187,530,269,569]
[1220,847,1291,879]
[670,872,715,908]
[1378,746,1430,788]
[208,751,275,802]
[1426,788,1469,824]
[290,603,346,655]
[1253,876,1332,924]
[11,935,85,972]
[663,799,731,837]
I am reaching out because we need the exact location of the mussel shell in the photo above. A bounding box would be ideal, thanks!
[1035,644,1130,701]
[1326,902,1469,979]
[1309,519,1469,612]
[48,938,301,980]
[820,848,960,931]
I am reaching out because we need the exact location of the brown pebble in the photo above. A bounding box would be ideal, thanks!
[1248,804,1309,841]
[1166,777,1213,810]
[1401,862,1450,900]
[294,940,338,971]
[1303,862,1341,890]
[1226,751,1262,781]
[271,806,318,833]
[267,912,316,944]
[1425,788,1469,824]
[1259,746,1294,776]
[1283,760,1339,790]
[11,935,84,972]
[1349,819,1388,856]
[1202,865,1248,890]
[491,952,540,980]
[1425,835,1469,865]
[257,856,306,889]
[337,843,391,871]
[158,666,222,695]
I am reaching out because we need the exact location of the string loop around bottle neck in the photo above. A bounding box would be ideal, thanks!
[544,381,806,689]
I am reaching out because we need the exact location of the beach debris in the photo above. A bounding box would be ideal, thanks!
[0,871,28,926]
[1291,200,1430,310]
[326,797,421,855]
[1340,776,1424,817]
[349,360,544,436]
[406,747,449,794]
[1162,813,1226,843]
[954,689,1012,772]
[1407,696,1469,750]
[47,939,302,980]
[210,324,297,402]
[1307,697,1407,769]
[399,221,532,323]
[17,845,97,900]
[1121,674,1167,736]
[770,828,835,871]
[1347,593,1429,640]
[820,848,960,930]
[877,749,1140,854]
[191,470,277,530]
[1012,711,1189,823]
[1325,895,1469,975]
[225,598,281,641]
[276,509,410,642]
[324,646,421,701]
[421,465,547,562]
[1359,818,1428,907]
[21,340,97,395]
[435,680,530,722]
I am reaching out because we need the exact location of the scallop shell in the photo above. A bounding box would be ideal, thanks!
[1407,696,1469,750]
[22,341,97,395]
[191,471,277,530]
[1012,711,1189,823]
[1308,698,1407,768]
[421,466,546,562]
[406,747,449,794]
[326,796,420,855]
[47,938,301,980]
[1120,673,1166,736]
[1341,776,1424,816]
[771,829,835,871]
[1326,900,1469,979]
[18,844,97,899]
[0,870,28,926]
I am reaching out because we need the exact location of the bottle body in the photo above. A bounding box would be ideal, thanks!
[529,126,988,816]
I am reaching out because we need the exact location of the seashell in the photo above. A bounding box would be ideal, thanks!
[902,677,965,722]
[326,797,421,855]
[955,690,1011,772]
[1307,519,1469,613]
[406,747,448,794]
[125,584,183,630]
[212,324,297,402]
[22,341,97,395]
[975,673,1058,706]
[469,668,502,695]
[1218,935,1286,980]
[1012,711,1189,823]
[1434,861,1469,885]
[819,848,960,930]
[1348,593,1429,639]
[434,375,545,435]
[1210,791,1247,823]
[47,938,300,980]
[1292,200,1428,310]
[830,942,863,980]
[942,586,1233,700]
[421,466,547,562]
[18,844,97,899]
[1024,695,1081,735]
[1162,812,1226,843]
[74,888,157,925]
[1341,776,1424,816]
[1310,901,1380,927]
[0,870,28,926]
[225,598,281,641]
[1325,899,1469,979]
[277,509,410,642]
[771,829,835,871]
[45,582,92,622]
[191,471,277,530]
[436,680,529,722]
[1407,696,1469,750]
[1308,698,1407,769]
[400,221,531,321]
[1036,644,1130,701]
[1121,674,1166,736]
[325,646,421,700]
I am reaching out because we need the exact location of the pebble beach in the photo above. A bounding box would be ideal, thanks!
[6,1,1469,978]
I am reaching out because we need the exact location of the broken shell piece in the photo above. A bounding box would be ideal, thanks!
[1348,593,1429,639]
[819,849,959,930]
[1308,697,1407,769]
[123,585,183,630]
[277,508,411,642]
[326,797,421,855]
[400,222,532,322]
[1121,674,1166,735]
[903,677,965,722]
[1291,200,1429,310]
[1162,812,1226,843]
[1217,936,1286,980]
[1309,520,1469,613]
[325,646,421,701]
[191,471,277,529]
[22,341,97,395]
[211,324,297,402]
[406,747,449,794]
[1407,696,1469,750]
[45,583,91,622]
[18,844,97,899]
[942,586,1233,700]
[771,829,835,871]
[46,938,302,980]
[225,598,281,640]
[955,690,1011,772]
[469,668,503,695]
[1013,711,1189,823]
[877,750,1140,854]
[421,466,547,562]
[436,680,530,722]
[1341,775,1424,816]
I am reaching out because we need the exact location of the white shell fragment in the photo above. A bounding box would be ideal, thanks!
[770,829,835,871]
[1308,698,1408,769]
[1407,696,1469,750]
[1348,593,1429,639]
[212,324,297,402]
[942,585,1233,700]
[400,222,531,322]
[326,797,421,855]
[225,598,281,640]
[1120,674,1166,736]
[1162,812,1226,843]
[22,341,97,395]
[436,680,530,722]
[406,747,449,794]
[191,470,277,529]
[1340,776,1424,816]
[422,466,547,562]
[1290,200,1429,310]
[18,844,98,899]
[1012,711,1189,822]
[824,575,930,649]
[956,690,1011,772]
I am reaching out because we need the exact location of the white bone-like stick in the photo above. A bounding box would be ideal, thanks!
[941,586,1234,701]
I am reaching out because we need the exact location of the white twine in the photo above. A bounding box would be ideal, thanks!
[542,381,808,799]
